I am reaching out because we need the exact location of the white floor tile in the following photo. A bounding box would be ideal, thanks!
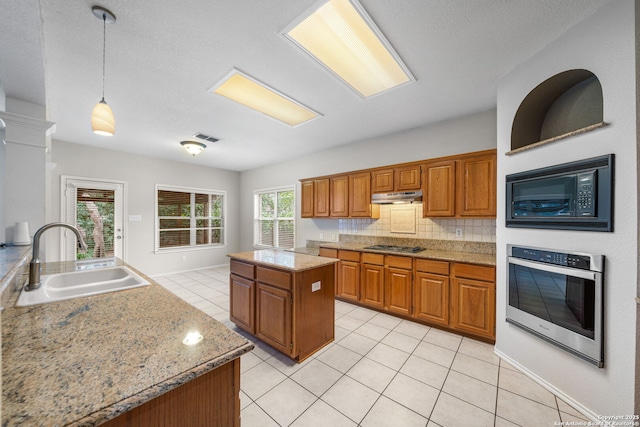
[290,399,357,427]
[366,343,410,371]
[291,359,343,396]
[346,357,396,393]
[240,402,279,427]
[316,344,362,373]
[382,373,439,418]
[321,376,380,424]
[458,337,500,365]
[393,319,430,340]
[354,322,392,341]
[360,395,429,427]
[380,330,420,353]
[369,312,403,330]
[430,392,495,427]
[498,366,557,408]
[399,355,449,389]
[442,370,497,413]
[255,378,317,426]
[422,328,462,351]
[338,331,378,355]
[240,361,287,400]
[496,389,562,426]
[413,340,456,368]
[451,353,499,386]
[335,314,367,331]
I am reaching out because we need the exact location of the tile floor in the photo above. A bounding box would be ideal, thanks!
[154,265,591,427]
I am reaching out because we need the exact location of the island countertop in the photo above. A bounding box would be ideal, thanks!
[2,258,253,427]
[228,249,339,271]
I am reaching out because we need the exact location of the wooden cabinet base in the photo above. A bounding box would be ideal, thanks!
[101,358,240,427]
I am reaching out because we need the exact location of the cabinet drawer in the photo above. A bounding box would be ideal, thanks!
[386,255,412,269]
[319,248,338,258]
[415,259,449,275]
[454,263,495,282]
[338,250,361,262]
[362,252,384,265]
[230,259,255,279]
[257,267,291,291]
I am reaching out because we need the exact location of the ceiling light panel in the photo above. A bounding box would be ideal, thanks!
[282,0,415,98]
[210,70,320,127]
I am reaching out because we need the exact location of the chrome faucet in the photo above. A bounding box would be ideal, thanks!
[26,222,88,291]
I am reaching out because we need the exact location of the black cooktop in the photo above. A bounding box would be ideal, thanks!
[363,245,425,253]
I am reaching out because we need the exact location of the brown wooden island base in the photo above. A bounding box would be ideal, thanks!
[228,250,338,362]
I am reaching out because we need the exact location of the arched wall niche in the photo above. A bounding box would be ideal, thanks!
[509,69,605,153]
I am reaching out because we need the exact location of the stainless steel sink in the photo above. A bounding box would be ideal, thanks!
[16,266,150,307]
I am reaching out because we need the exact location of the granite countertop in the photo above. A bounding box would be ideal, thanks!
[316,242,496,266]
[0,245,31,283]
[2,258,253,427]
[228,249,338,271]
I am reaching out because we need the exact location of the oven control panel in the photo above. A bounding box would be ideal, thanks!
[510,246,592,270]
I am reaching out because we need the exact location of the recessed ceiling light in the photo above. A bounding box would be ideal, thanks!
[209,69,321,127]
[282,0,414,98]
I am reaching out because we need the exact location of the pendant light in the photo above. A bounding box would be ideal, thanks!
[91,6,116,136]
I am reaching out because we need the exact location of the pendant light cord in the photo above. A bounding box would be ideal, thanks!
[101,13,106,100]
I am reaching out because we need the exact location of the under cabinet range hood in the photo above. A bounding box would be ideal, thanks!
[372,190,422,204]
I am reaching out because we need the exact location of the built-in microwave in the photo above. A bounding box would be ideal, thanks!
[506,154,614,231]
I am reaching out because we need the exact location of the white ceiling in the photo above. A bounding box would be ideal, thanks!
[1,0,612,171]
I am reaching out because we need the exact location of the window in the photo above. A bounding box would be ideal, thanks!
[156,186,225,251]
[255,187,295,249]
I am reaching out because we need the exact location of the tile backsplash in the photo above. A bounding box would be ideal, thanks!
[337,204,496,243]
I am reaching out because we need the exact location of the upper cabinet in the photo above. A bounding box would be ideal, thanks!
[457,153,496,217]
[349,172,373,217]
[300,149,495,219]
[423,150,496,218]
[394,165,421,191]
[371,169,394,193]
[330,175,349,217]
[372,165,421,193]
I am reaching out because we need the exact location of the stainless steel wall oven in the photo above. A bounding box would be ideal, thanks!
[506,245,604,367]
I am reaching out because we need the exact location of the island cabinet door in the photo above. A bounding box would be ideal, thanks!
[230,274,255,334]
[256,283,293,356]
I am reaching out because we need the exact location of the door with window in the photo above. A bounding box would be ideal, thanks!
[62,177,125,261]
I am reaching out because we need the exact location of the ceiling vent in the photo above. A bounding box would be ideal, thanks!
[193,133,219,143]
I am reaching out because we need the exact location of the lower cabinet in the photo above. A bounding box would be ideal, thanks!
[450,263,496,339]
[324,246,496,342]
[413,259,449,326]
[384,255,413,316]
[337,250,360,302]
[229,258,336,362]
[256,283,292,356]
[360,253,384,308]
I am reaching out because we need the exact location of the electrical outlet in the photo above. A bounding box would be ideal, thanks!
[320,233,324,240]
[331,234,337,241]
[455,228,463,238]
[181,255,187,261]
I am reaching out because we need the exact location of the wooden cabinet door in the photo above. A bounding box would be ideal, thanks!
[330,175,349,217]
[414,272,449,326]
[230,274,255,334]
[457,153,496,217]
[372,169,394,193]
[314,178,330,217]
[338,260,360,301]
[384,267,412,316]
[301,180,314,218]
[451,277,495,339]
[349,172,372,217]
[423,160,456,217]
[256,283,292,355]
[360,263,384,308]
[394,165,421,191]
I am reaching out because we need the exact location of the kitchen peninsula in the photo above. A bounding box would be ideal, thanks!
[228,249,338,362]
[2,257,253,427]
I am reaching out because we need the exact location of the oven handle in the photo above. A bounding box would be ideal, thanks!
[508,257,599,281]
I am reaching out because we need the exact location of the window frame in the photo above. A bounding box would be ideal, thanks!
[155,184,226,253]
[253,186,296,250]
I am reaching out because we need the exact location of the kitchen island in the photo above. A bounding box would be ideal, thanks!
[228,249,338,362]
[2,257,253,427]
